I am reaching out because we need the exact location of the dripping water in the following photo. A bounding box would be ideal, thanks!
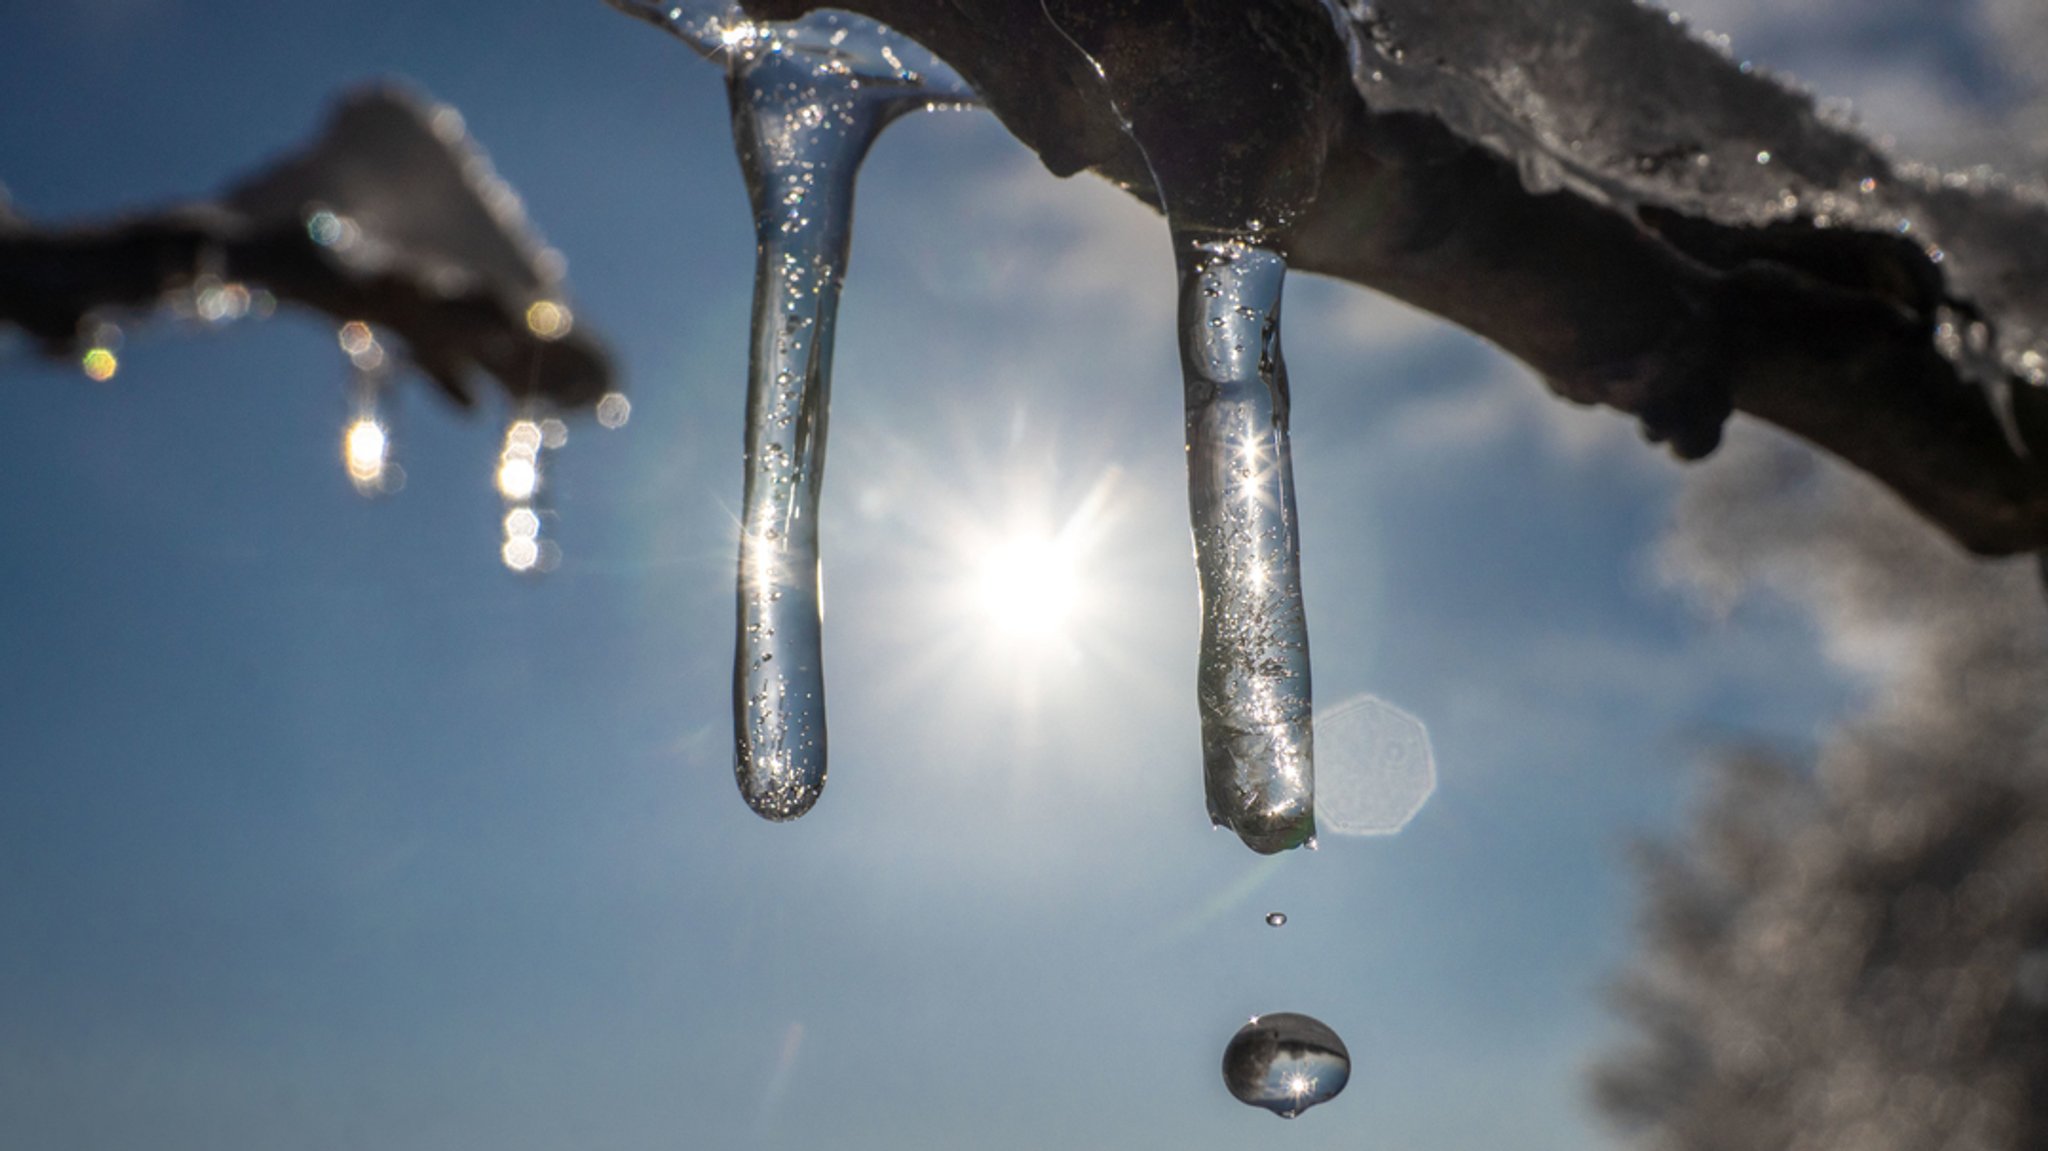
[1177,233,1316,855]
[606,0,974,821]
[1221,1012,1351,1118]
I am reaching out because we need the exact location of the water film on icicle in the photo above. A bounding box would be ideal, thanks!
[1177,234,1316,854]
[605,0,975,821]
[1222,1012,1351,1118]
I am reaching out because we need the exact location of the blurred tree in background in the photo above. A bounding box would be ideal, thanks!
[1598,428,2048,1150]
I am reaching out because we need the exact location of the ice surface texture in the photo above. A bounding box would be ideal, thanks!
[613,1,972,819]
[738,0,2048,556]
[1178,236,1317,854]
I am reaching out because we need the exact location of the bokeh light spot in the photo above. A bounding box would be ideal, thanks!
[525,300,573,340]
[596,392,632,429]
[80,347,118,381]
[497,456,538,501]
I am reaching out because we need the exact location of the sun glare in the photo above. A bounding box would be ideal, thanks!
[976,531,1081,639]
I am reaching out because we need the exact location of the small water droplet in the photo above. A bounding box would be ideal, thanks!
[1265,911,1287,927]
[1222,1012,1350,1118]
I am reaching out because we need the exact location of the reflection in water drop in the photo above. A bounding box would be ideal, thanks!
[1315,693,1435,836]
[608,0,976,822]
[1177,234,1315,855]
[1265,911,1287,927]
[1222,1012,1350,1118]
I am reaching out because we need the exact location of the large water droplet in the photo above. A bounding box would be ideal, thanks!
[1176,233,1315,854]
[1265,911,1287,927]
[1222,1012,1350,1118]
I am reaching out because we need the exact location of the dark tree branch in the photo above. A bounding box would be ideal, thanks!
[744,0,2048,556]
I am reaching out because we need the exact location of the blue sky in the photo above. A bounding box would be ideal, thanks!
[0,2,2025,1148]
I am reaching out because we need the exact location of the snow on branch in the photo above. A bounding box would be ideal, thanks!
[0,85,613,411]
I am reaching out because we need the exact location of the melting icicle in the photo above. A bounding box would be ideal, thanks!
[1222,1012,1351,1118]
[605,0,975,821]
[1178,233,1316,855]
[1035,4,1323,853]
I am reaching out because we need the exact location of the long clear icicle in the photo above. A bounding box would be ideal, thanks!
[1177,233,1316,854]
[607,0,974,820]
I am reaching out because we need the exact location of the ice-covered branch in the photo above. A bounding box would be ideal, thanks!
[747,0,2048,556]
[0,85,612,411]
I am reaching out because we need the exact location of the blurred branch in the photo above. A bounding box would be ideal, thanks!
[0,85,612,410]
[744,0,2048,556]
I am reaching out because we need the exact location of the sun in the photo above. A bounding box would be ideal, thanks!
[975,530,1082,640]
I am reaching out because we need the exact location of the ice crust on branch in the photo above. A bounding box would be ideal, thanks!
[748,0,2048,556]
[0,85,612,411]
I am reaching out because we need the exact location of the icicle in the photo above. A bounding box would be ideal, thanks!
[1177,233,1316,854]
[609,0,975,821]
[1035,2,1324,853]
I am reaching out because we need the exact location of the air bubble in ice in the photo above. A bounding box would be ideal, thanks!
[1176,234,1316,855]
[607,0,976,821]
[1222,1012,1351,1119]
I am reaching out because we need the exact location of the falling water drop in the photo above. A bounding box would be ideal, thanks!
[1222,1012,1350,1118]
[1265,911,1287,927]
[1177,232,1315,854]
[609,0,975,821]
